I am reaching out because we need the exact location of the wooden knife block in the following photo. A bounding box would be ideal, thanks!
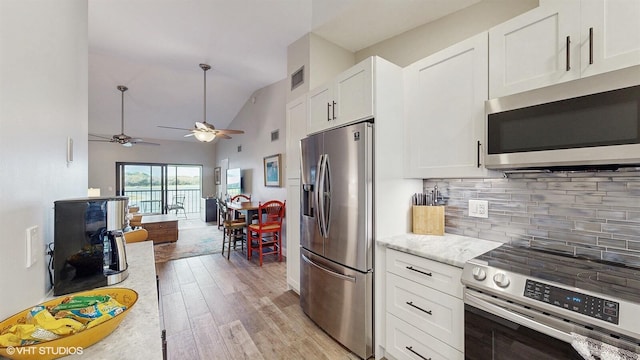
[412,205,444,235]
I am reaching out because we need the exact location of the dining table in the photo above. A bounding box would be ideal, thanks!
[227,201,260,223]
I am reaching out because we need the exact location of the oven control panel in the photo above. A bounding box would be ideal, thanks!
[524,280,619,324]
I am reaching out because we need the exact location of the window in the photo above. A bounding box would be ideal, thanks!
[116,163,202,215]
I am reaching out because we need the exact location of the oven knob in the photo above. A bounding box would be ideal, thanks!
[493,273,510,288]
[472,267,486,281]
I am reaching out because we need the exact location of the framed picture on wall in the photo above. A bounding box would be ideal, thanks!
[263,154,281,187]
[214,167,221,185]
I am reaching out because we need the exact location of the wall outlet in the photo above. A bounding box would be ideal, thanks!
[469,200,489,218]
[26,225,39,268]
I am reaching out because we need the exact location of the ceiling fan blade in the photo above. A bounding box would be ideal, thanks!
[217,134,232,139]
[158,125,193,131]
[184,133,195,137]
[131,141,161,146]
[89,139,113,143]
[128,137,160,146]
[195,122,210,130]
[89,133,113,140]
[214,129,245,135]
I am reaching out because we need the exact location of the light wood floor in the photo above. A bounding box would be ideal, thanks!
[156,250,360,360]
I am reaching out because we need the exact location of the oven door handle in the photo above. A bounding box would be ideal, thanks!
[465,291,573,344]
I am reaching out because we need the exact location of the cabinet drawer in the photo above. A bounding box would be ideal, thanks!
[144,223,177,231]
[148,228,177,237]
[386,313,463,360]
[386,249,463,298]
[386,272,463,350]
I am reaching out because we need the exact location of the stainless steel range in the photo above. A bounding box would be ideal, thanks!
[462,245,640,359]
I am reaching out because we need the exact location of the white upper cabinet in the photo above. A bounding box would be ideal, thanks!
[580,0,640,77]
[404,32,497,179]
[490,0,640,98]
[307,58,373,135]
[286,95,307,180]
[489,1,581,98]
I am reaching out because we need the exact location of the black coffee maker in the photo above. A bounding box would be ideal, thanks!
[53,196,129,295]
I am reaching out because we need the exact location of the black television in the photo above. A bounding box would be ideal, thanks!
[226,168,243,197]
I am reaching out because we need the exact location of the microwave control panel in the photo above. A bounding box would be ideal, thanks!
[524,279,619,324]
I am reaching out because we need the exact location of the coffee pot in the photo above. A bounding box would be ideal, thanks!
[53,196,129,296]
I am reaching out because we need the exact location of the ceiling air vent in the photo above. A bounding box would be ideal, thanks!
[271,130,279,142]
[291,66,304,91]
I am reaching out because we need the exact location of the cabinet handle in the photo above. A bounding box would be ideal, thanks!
[327,103,331,122]
[589,27,594,65]
[405,346,431,360]
[332,101,337,120]
[406,301,432,315]
[477,140,481,168]
[566,36,571,71]
[406,266,432,277]
[161,329,168,360]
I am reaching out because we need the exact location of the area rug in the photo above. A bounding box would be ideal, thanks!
[153,220,224,263]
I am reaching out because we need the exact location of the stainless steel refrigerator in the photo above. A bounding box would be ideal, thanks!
[300,121,373,359]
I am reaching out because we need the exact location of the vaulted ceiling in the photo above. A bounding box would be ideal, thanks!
[88,0,480,142]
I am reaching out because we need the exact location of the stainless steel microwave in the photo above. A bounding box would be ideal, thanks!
[485,65,640,170]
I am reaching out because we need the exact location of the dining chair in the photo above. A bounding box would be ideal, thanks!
[216,197,226,230]
[247,200,285,266]
[231,194,258,222]
[231,194,251,202]
[219,201,246,260]
[128,206,143,229]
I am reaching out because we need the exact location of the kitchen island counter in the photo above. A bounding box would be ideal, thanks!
[378,233,502,268]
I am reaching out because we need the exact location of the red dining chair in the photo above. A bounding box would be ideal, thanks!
[247,200,285,266]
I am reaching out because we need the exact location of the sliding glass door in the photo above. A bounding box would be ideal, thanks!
[165,165,202,215]
[116,162,202,215]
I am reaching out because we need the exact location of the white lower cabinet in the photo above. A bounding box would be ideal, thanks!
[386,314,463,360]
[385,249,464,360]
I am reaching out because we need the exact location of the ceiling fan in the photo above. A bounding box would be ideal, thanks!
[90,85,160,147]
[158,63,244,142]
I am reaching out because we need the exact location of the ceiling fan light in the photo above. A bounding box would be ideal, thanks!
[194,131,216,142]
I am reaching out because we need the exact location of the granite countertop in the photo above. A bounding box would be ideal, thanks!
[378,233,503,268]
[64,241,163,359]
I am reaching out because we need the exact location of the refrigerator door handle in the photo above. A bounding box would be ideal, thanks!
[323,154,331,236]
[301,253,356,283]
[315,154,326,238]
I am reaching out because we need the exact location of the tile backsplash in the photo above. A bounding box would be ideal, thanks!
[424,168,640,267]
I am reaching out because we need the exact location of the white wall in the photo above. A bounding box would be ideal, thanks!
[356,0,539,67]
[287,33,355,102]
[287,34,311,101]
[309,33,355,89]
[215,80,287,203]
[0,0,88,319]
[88,139,217,198]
